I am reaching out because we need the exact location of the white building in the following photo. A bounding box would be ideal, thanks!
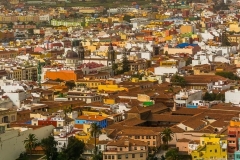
[154,66,178,76]
[225,89,240,104]
[0,125,54,160]
[174,89,202,107]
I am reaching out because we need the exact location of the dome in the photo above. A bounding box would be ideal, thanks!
[66,50,78,59]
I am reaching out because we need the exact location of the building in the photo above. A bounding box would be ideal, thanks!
[103,137,148,160]
[174,89,202,107]
[225,89,240,105]
[0,125,54,160]
[75,115,108,128]
[228,116,240,159]
[0,108,17,123]
[191,134,227,160]
[44,69,83,81]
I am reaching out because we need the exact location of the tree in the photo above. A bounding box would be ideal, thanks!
[215,71,240,80]
[160,155,166,160]
[164,51,168,56]
[16,152,28,160]
[41,135,58,160]
[90,123,102,155]
[122,53,130,73]
[23,134,38,160]
[65,81,76,90]
[61,137,85,160]
[92,151,103,160]
[170,74,187,87]
[112,63,119,75]
[161,128,174,150]
[123,15,135,23]
[165,148,178,160]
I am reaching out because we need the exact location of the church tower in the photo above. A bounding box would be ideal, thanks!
[107,43,115,66]
[78,42,85,60]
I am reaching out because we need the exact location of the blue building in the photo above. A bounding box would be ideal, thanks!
[234,138,240,160]
[75,115,107,128]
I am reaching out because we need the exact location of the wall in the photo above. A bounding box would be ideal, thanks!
[0,125,54,160]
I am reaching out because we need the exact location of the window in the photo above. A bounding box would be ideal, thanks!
[202,141,204,145]
[134,147,137,150]
[99,145,101,149]
[118,155,121,159]
[120,147,122,151]
[142,136,144,139]
[140,153,143,158]
[153,136,155,139]
[108,155,111,159]
[222,149,226,152]
[125,154,128,159]
[215,149,217,153]
[210,150,212,152]
[112,155,114,159]
[153,141,156,145]
[148,141,150,145]
[105,155,107,159]
[132,154,135,158]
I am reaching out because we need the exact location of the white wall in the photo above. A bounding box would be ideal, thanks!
[225,90,240,104]
[154,67,178,75]
[0,125,54,160]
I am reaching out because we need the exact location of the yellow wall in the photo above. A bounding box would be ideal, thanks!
[191,134,227,160]
[98,85,127,92]
[103,98,115,105]
[82,111,109,118]
[229,23,240,32]
[230,120,240,126]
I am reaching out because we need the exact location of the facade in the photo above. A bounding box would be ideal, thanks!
[0,108,17,123]
[228,118,240,159]
[174,89,202,107]
[103,137,148,160]
[225,89,240,104]
[75,115,108,128]
[191,134,227,160]
[0,125,54,160]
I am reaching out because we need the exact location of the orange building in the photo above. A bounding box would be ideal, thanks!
[44,70,83,81]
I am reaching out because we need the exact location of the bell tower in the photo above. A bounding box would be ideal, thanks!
[78,42,85,60]
[107,43,115,66]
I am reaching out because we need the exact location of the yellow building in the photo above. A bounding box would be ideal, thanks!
[76,79,105,88]
[98,85,128,92]
[0,108,17,124]
[75,124,92,143]
[191,134,227,160]
[229,23,240,32]
[180,25,194,34]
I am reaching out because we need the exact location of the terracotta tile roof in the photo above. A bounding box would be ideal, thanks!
[148,114,190,122]
[127,106,151,114]
[118,117,146,126]
[210,119,228,128]
[172,108,207,116]
[74,124,83,129]
[107,137,147,147]
[77,115,107,121]
[184,75,228,83]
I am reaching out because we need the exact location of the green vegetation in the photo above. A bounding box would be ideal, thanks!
[90,123,102,155]
[23,134,38,160]
[65,81,76,90]
[161,128,174,150]
[170,74,187,87]
[41,136,58,160]
[203,92,225,101]
[58,136,85,160]
[215,71,240,80]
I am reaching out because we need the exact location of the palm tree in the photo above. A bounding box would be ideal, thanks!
[23,133,38,160]
[161,128,174,150]
[90,123,102,155]
[165,148,178,160]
